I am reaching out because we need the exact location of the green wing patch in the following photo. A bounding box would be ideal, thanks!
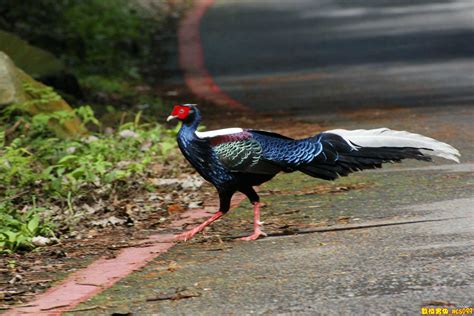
[214,139,262,172]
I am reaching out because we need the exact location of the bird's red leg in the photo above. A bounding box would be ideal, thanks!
[240,202,267,241]
[175,211,223,241]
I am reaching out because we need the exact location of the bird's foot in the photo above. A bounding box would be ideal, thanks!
[175,227,200,242]
[239,229,267,241]
[174,211,224,242]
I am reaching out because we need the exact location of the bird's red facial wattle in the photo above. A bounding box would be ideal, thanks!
[167,105,191,121]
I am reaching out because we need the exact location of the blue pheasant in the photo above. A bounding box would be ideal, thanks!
[167,104,460,241]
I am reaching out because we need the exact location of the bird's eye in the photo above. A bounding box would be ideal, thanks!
[179,109,184,113]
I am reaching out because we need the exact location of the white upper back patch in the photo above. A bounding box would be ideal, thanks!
[195,128,243,139]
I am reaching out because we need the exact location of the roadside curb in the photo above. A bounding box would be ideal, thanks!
[178,0,249,111]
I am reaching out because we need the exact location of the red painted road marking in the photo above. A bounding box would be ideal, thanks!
[178,0,249,111]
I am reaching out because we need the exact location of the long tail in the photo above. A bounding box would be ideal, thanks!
[298,128,460,180]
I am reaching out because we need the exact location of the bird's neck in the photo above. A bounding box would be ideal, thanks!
[178,112,201,144]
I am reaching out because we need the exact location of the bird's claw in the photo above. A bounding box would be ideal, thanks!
[175,229,198,242]
[239,230,267,241]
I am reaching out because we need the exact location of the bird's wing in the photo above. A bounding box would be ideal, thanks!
[197,128,271,174]
[249,130,322,169]
[197,128,322,174]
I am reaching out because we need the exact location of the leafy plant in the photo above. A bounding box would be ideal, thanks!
[0,202,54,253]
[0,105,179,252]
[75,105,100,127]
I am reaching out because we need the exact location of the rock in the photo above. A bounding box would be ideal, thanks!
[32,236,52,247]
[117,160,132,168]
[151,176,204,190]
[84,135,99,143]
[140,140,152,151]
[0,51,87,138]
[119,129,138,138]
[66,146,77,154]
[104,127,115,135]
[8,274,23,284]
[152,178,182,188]
[165,90,178,96]
[188,201,202,209]
[91,216,127,227]
[181,176,204,190]
[0,51,25,105]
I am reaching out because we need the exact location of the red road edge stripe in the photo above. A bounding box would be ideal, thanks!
[179,0,249,111]
[6,194,247,315]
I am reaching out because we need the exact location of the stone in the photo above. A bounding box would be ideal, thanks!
[0,51,26,105]
[0,51,87,138]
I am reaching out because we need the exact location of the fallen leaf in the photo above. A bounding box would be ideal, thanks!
[167,204,184,215]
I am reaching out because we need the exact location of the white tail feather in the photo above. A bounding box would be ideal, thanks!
[326,128,460,163]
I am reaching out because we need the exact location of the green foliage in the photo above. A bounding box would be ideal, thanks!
[0,202,54,253]
[1,0,171,87]
[3,82,62,116]
[79,75,132,96]
[23,82,62,104]
[63,0,146,77]
[0,106,179,253]
[0,145,36,190]
[3,84,74,140]
[75,105,99,127]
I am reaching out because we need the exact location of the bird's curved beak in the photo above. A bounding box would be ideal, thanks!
[166,115,178,122]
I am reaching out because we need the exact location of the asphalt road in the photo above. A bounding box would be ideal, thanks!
[201,0,474,113]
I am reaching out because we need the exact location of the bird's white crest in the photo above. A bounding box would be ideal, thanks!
[195,128,244,139]
[326,128,460,163]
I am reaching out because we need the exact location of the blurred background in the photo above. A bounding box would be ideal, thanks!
[199,0,474,113]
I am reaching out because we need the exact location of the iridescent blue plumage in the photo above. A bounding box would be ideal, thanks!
[250,130,323,168]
